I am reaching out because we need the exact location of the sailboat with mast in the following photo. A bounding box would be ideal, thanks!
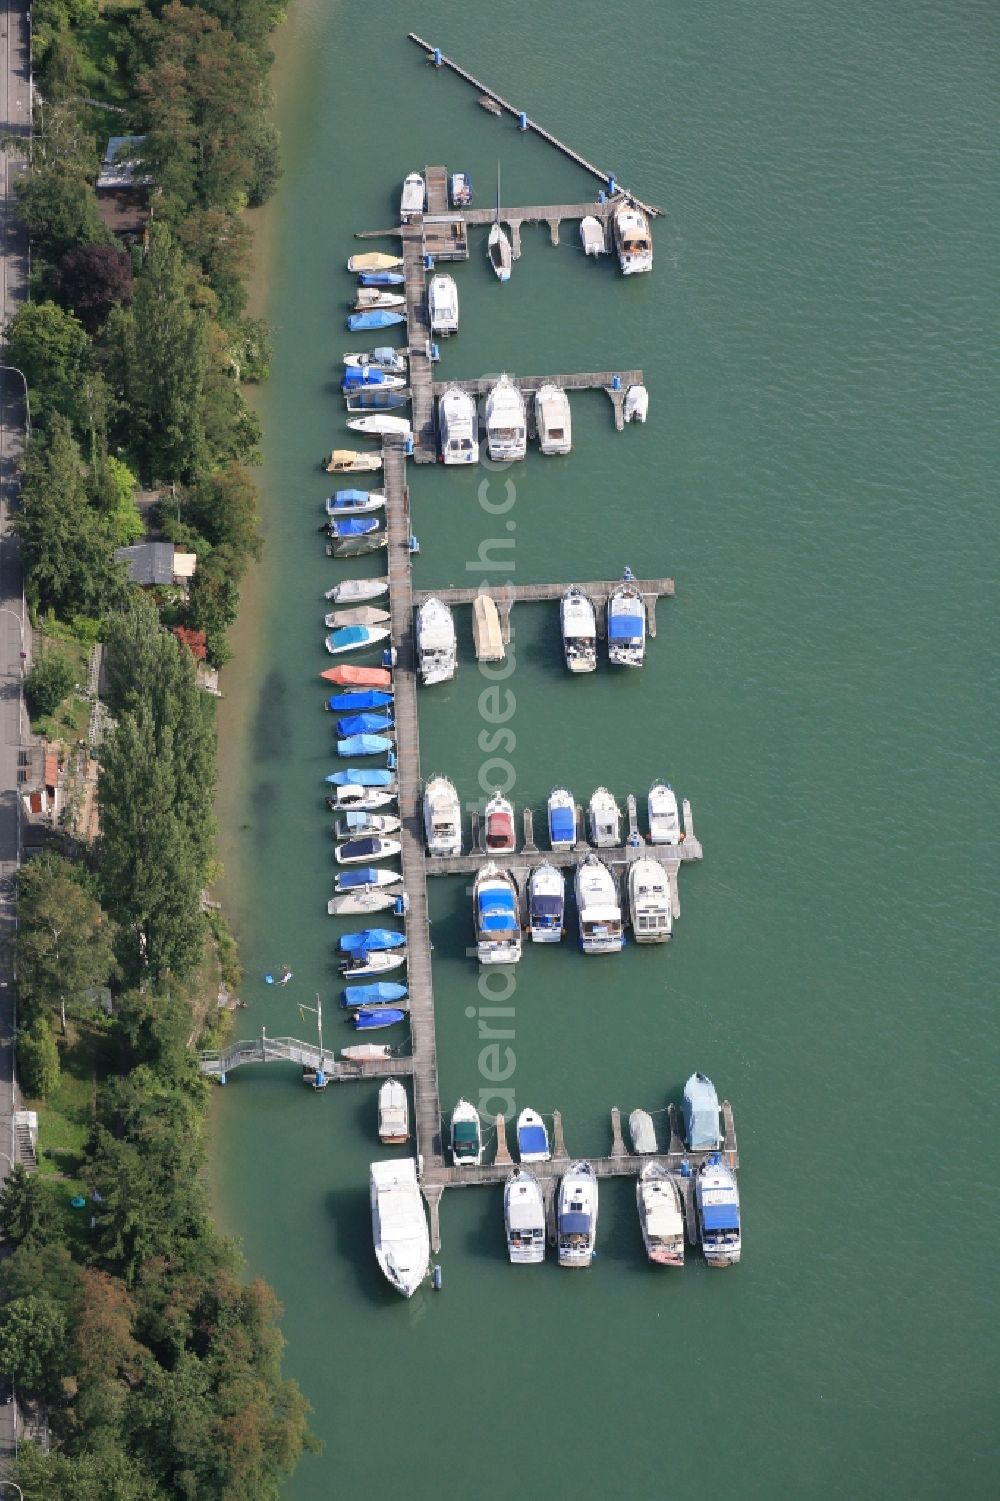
[487,163,512,283]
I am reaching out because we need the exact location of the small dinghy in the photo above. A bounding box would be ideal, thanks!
[346,253,403,273]
[339,928,406,954]
[324,607,391,631]
[628,1109,658,1155]
[337,733,393,758]
[321,663,392,687]
[352,1007,407,1030]
[347,309,406,332]
[325,625,392,655]
[326,767,396,788]
[347,414,412,438]
[341,981,408,1009]
[325,689,394,712]
[579,215,607,256]
[324,577,389,605]
[378,1079,409,1144]
[335,711,393,738]
[335,835,402,866]
[325,449,383,474]
[334,865,401,893]
[451,1099,483,1167]
[516,1108,550,1163]
[325,488,385,515]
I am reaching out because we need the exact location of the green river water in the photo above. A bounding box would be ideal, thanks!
[212,3,997,1496]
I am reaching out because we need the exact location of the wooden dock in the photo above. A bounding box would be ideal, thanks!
[400,224,438,462]
[461,201,610,257]
[411,575,673,639]
[198,1030,415,1084]
[429,368,644,432]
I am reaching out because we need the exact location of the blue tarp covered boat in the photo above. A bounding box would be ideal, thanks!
[358,270,405,287]
[352,1007,407,1030]
[340,981,408,1009]
[549,805,576,845]
[347,310,406,331]
[328,516,380,538]
[339,928,406,953]
[336,712,393,737]
[325,489,383,514]
[608,614,643,642]
[683,1071,721,1150]
[478,887,517,932]
[337,866,399,889]
[326,690,394,712]
[518,1124,549,1158]
[337,733,393,758]
[343,366,393,387]
[326,768,395,787]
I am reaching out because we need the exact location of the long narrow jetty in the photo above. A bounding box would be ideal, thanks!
[401,224,437,462]
[411,576,672,639]
[408,33,663,219]
[430,368,644,432]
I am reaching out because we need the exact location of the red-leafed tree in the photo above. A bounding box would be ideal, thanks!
[172,626,207,661]
[53,243,134,333]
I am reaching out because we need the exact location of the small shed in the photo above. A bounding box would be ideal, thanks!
[114,542,176,587]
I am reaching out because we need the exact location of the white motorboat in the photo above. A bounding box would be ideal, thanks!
[324,577,389,604]
[353,289,406,311]
[628,1109,658,1154]
[607,574,646,667]
[557,1161,598,1268]
[333,865,400,893]
[327,786,396,813]
[472,594,504,661]
[697,1155,741,1267]
[560,586,597,672]
[325,491,386,516]
[488,164,512,282]
[484,791,516,853]
[325,449,383,474]
[473,862,521,965]
[504,1169,546,1264]
[623,383,649,423]
[588,786,621,848]
[534,384,572,455]
[377,1079,409,1145]
[450,1098,483,1166]
[343,347,408,374]
[528,863,564,943]
[400,171,426,221]
[516,1108,550,1164]
[647,781,681,844]
[683,1072,722,1151]
[485,375,526,462]
[423,774,462,856]
[334,813,400,839]
[416,598,457,686]
[547,786,578,851]
[343,1042,393,1061]
[574,855,623,954]
[324,606,391,629]
[612,201,653,275]
[370,1158,429,1296]
[428,274,459,335]
[438,386,479,465]
[342,948,406,979]
[325,625,391,655]
[334,836,402,866]
[346,415,413,439]
[579,215,607,255]
[327,887,400,917]
[637,1164,685,1267]
[347,253,404,273]
[628,856,672,943]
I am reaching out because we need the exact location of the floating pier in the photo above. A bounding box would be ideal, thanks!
[429,369,644,433]
[411,576,673,639]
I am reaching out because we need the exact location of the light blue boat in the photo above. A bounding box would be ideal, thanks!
[325,625,391,655]
[337,733,393,758]
[339,929,406,953]
[683,1072,722,1151]
[328,516,381,538]
[340,981,409,1009]
[336,712,393,737]
[326,768,395,787]
[326,690,394,712]
[358,270,405,287]
[325,488,383,515]
[347,309,406,332]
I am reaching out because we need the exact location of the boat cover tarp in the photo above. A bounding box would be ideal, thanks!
[330,517,379,536]
[348,310,405,330]
[549,806,576,842]
[328,691,394,711]
[337,734,392,757]
[336,712,392,736]
[331,489,371,503]
[340,929,405,952]
[338,867,391,889]
[342,982,407,1006]
[329,626,373,648]
[608,615,643,641]
[702,1203,739,1231]
[354,1009,405,1028]
[559,1212,591,1234]
[343,367,389,387]
[518,1126,548,1156]
[683,1072,721,1149]
[328,768,394,786]
[359,271,404,286]
[481,913,517,933]
[338,837,386,860]
[530,896,562,918]
[629,1112,658,1153]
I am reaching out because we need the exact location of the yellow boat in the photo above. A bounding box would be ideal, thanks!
[325,449,384,474]
[346,252,404,273]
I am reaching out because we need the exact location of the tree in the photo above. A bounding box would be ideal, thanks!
[16,1017,61,1098]
[4,299,93,434]
[24,653,75,718]
[172,625,207,661]
[16,165,109,263]
[186,552,240,665]
[17,852,117,1033]
[53,242,134,333]
[0,1164,63,1248]
[90,454,144,547]
[178,206,251,323]
[12,1444,162,1501]
[186,462,262,567]
[0,1293,69,1398]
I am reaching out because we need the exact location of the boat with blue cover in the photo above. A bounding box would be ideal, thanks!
[328,516,381,539]
[334,866,401,892]
[325,488,385,515]
[607,568,646,667]
[696,1154,741,1266]
[339,929,406,953]
[326,767,396,787]
[337,733,393,758]
[334,812,400,841]
[342,366,406,390]
[326,690,394,713]
[528,863,564,943]
[347,309,406,331]
[352,1007,407,1030]
[340,981,408,1009]
[473,864,522,965]
[325,625,392,655]
[516,1108,550,1163]
[683,1072,722,1150]
[547,787,578,850]
[335,835,402,865]
[358,270,405,287]
[335,711,393,737]
[558,1162,598,1268]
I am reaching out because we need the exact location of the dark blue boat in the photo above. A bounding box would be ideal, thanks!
[352,1007,407,1030]
[328,516,381,538]
[326,690,394,712]
[336,711,393,737]
[358,270,405,287]
[339,928,406,954]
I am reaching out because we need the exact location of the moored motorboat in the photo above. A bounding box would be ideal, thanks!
[325,449,383,474]
[342,361,405,389]
[449,170,473,207]
[473,862,521,965]
[326,689,393,712]
[341,980,408,1010]
[416,598,457,685]
[370,1158,429,1297]
[472,594,504,660]
[528,863,564,943]
[321,663,392,686]
[334,710,393,738]
[337,733,393,758]
[343,346,407,374]
[324,607,391,630]
[400,171,426,220]
[683,1072,722,1151]
[326,767,396,789]
[358,270,405,287]
[488,165,512,281]
[347,253,404,273]
[428,274,459,335]
[325,488,386,516]
[352,1007,407,1030]
[339,928,406,955]
[516,1108,550,1163]
[344,1042,393,1061]
[335,835,402,866]
[324,577,389,605]
[326,787,397,814]
[574,854,623,954]
[612,201,653,275]
[325,625,392,655]
[647,781,681,844]
[438,386,479,465]
[547,786,578,850]
[607,571,646,667]
[341,947,406,979]
[485,374,526,461]
[346,414,412,438]
[560,587,597,672]
[347,309,406,332]
[345,388,409,414]
[579,215,607,255]
[326,529,387,559]
[623,383,649,423]
[628,857,672,943]
[534,384,572,455]
[504,1169,546,1264]
[588,786,621,848]
[697,1154,741,1267]
[334,811,400,840]
[637,1164,685,1267]
[450,1098,483,1166]
[378,1079,409,1145]
[423,775,462,856]
[484,790,516,853]
[353,289,406,311]
[334,865,401,894]
[628,1109,658,1154]
[557,1161,598,1267]
[328,887,399,916]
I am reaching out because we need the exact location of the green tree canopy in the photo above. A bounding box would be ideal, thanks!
[17,851,117,1033]
[4,299,94,434]
[16,164,110,263]
[0,1164,64,1248]
[0,1292,70,1399]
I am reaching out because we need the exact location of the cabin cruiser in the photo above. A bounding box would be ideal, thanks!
[324,607,390,631]
[484,791,516,852]
[324,577,388,605]
[449,171,473,207]
[325,449,383,474]
[341,947,405,979]
[378,1079,409,1145]
[628,1109,658,1154]
[334,817,401,850]
[534,384,572,455]
[347,253,403,273]
[334,835,402,866]
[353,288,405,312]
[485,375,526,462]
[400,171,426,220]
[325,488,386,516]
[697,1155,741,1267]
[623,383,649,423]
[326,787,396,815]
[438,386,479,465]
[428,274,459,335]
[472,594,504,661]
[557,1161,598,1267]
[334,865,401,895]
[547,786,578,850]
[325,625,391,655]
[423,775,462,856]
[416,598,457,686]
[473,863,522,965]
[327,887,399,917]
[683,1072,721,1151]
[637,1164,685,1267]
[516,1109,550,1163]
[346,414,412,439]
[528,863,564,943]
[612,201,653,275]
[627,857,672,943]
[647,781,681,844]
[560,587,597,672]
[370,1159,429,1297]
[574,855,623,954]
[579,215,607,255]
[343,346,408,374]
[450,1099,483,1166]
[607,574,646,667]
[504,1169,546,1264]
[588,786,621,848]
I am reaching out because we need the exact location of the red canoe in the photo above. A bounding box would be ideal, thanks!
[320,664,393,687]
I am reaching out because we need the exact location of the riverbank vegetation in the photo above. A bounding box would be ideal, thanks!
[2,1,315,1496]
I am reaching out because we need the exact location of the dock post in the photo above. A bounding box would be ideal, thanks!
[551,1109,568,1161]
[610,1106,626,1158]
[510,221,522,259]
[645,594,657,637]
[543,1179,558,1246]
[547,218,560,245]
[667,1102,686,1157]
[423,1185,444,1253]
[494,1114,511,1166]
